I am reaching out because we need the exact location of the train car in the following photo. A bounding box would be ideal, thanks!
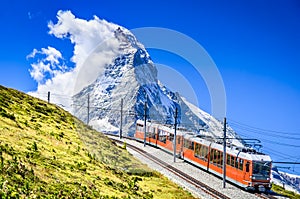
[135,120,184,155]
[135,120,272,192]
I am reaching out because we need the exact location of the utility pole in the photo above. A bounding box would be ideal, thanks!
[87,94,90,125]
[173,107,178,163]
[119,98,123,139]
[47,91,50,103]
[144,100,147,147]
[223,117,227,188]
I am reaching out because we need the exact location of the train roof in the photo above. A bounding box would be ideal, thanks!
[189,136,272,162]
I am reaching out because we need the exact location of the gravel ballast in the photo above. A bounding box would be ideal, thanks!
[112,137,262,199]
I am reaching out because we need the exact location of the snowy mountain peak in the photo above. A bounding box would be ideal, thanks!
[72,24,244,146]
[114,27,141,50]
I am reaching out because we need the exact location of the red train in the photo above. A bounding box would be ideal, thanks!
[135,120,272,192]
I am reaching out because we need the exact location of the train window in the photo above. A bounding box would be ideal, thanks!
[190,142,194,150]
[239,159,244,170]
[194,144,208,162]
[246,162,250,172]
[200,146,204,158]
[227,155,231,165]
[200,146,208,160]
[219,152,223,166]
[230,156,235,167]
[235,158,239,168]
[213,150,217,163]
[253,161,271,177]
[215,150,219,164]
[195,143,200,156]
[160,136,166,143]
[158,131,167,143]
[212,150,223,167]
[169,134,174,141]
[177,137,181,144]
[147,127,155,139]
[184,139,194,150]
[151,131,156,139]
[189,142,194,150]
[184,139,189,148]
[158,129,162,135]
[210,149,214,163]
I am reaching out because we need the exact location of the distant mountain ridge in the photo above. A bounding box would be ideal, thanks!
[72,25,244,147]
[272,167,300,194]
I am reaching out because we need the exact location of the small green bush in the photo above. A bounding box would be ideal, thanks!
[0,108,15,121]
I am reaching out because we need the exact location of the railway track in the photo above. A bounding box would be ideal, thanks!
[109,136,231,199]
[255,193,279,199]
[108,135,281,199]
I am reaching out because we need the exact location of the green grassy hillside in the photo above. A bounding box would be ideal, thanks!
[0,85,194,199]
[271,183,300,199]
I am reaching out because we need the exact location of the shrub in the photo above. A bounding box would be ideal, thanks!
[32,142,38,151]
[0,108,15,121]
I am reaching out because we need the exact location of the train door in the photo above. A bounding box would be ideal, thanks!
[244,161,251,183]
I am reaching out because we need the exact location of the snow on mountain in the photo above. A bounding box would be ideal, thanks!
[72,23,244,146]
[180,96,244,147]
[271,167,300,194]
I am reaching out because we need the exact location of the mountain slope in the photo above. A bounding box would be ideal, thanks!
[0,85,194,198]
[72,26,244,147]
[271,167,300,196]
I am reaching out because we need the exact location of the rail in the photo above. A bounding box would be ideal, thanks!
[109,135,231,199]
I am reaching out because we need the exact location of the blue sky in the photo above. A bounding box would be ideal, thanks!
[1,0,300,174]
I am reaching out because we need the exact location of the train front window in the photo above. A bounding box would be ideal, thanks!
[252,161,271,180]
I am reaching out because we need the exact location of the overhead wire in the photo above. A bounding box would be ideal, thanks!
[35,92,300,165]
[228,118,300,170]
[230,123,300,140]
[40,95,300,139]
[229,122,300,149]
[228,118,300,136]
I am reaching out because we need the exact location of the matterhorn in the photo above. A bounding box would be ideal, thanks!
[72,25,243,147]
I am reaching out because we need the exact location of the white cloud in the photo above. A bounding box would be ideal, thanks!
[28,10,122,110]
[27,46,64,83]
[29,62,50,82]
[48,10,119,68]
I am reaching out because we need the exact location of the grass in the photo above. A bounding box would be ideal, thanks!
[271,183,300,199]
[0,85,195,198]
